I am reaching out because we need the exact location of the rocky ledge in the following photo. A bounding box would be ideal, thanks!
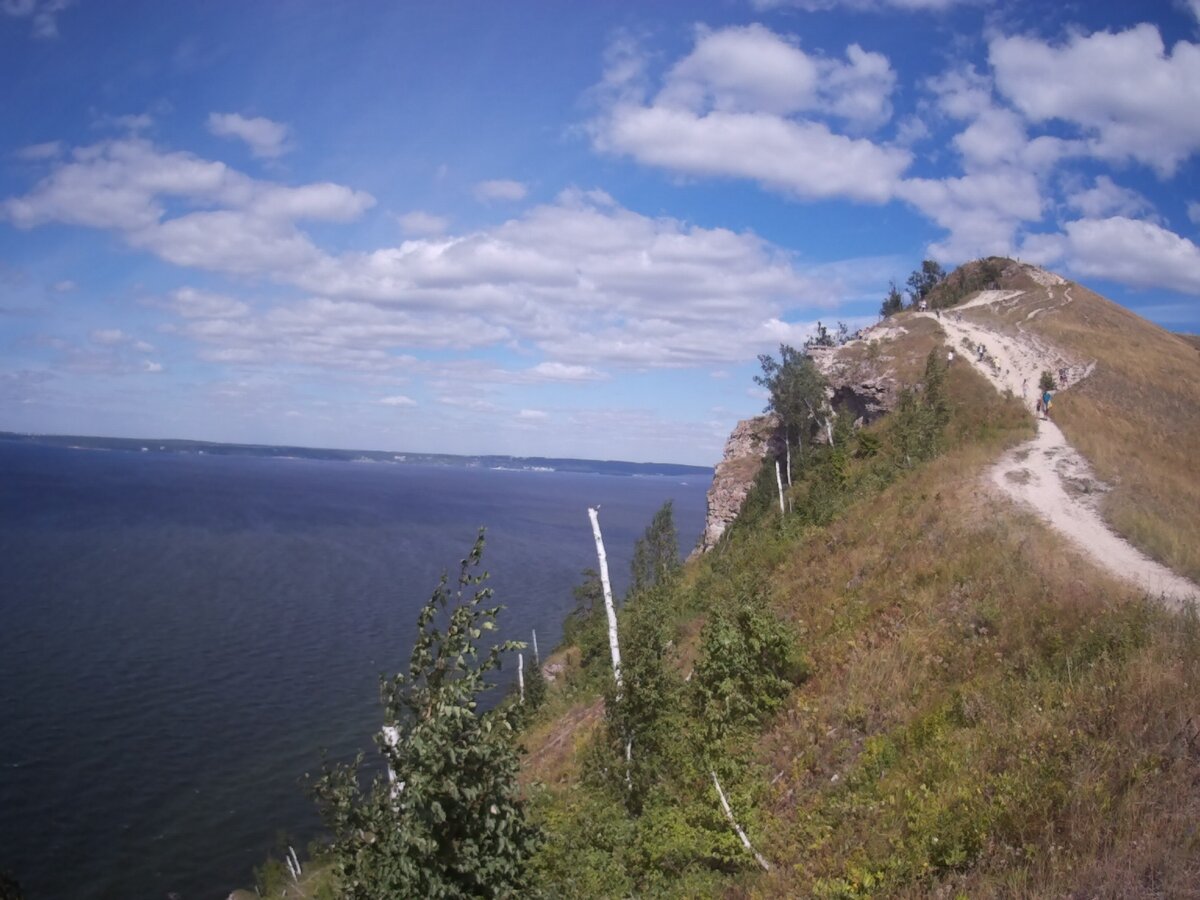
[691,413,783,556]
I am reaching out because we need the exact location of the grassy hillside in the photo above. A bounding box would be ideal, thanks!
[518,324,1200,897]
[940,263,1200,582]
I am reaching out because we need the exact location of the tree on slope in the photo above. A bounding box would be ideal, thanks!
[629,500,680,596]
[906,259,946,305]
[880,280,904,318]
[311,531,540,899]
[755,343,831,456]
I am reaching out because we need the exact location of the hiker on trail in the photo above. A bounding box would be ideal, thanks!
[1022,377,1028,397]
[1058,367,1068,388]
[1042,390,1053,419]
[1036,396,1043,416]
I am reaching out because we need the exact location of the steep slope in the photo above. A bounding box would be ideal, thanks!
[924,259,1200,584]
[518,263,1200,899]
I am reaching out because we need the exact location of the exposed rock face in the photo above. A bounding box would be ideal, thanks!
[692,414,783,556]
[807,334,902,427]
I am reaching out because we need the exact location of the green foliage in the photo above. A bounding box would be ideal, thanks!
[906,259,946,304]
[805,320,848,349]
[525,656,547,712]
[592,593,684,815]
[754,343,829,444]
[694,598,807,744]
[889,350,950,468]
[310,531,540,899]
[880,280,904,318]
[925,256,1004,309]
[1039,369,1056,392]
[630,500,681,597]
[561,568,607,676]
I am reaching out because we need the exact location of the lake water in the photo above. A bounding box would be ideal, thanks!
[0,442,708,899]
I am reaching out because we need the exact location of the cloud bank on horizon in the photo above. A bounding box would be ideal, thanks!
[1,0,1198,464]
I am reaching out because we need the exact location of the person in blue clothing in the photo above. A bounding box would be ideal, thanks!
[1042,389,1053,419]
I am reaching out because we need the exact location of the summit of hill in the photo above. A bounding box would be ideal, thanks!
[250,258,1200,899]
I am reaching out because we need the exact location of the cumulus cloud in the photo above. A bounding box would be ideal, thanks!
[396,210,450,235]
[657,25,895,127]
[990,25,1200,175]
[207,112,291,159]
[752,0,970,9]
[379,395,416,407]
[525,361,604,382]
[517,408,548,420]
[1025,216,1200,295]
[590,25,910,203]
[1,0,72,38]
[473,179,528,202]
[898,168,1043,261]
[1,137,374,275]
[1065,176,1152,219]
[169,287,251,319]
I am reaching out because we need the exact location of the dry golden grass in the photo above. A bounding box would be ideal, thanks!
[957,272,1200,582]
[747,428,1200,898]
[523,323,1199,899]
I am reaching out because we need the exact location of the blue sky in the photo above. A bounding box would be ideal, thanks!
[2,0,1198,465]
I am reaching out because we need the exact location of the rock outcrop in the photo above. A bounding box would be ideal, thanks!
[692,414,783,556]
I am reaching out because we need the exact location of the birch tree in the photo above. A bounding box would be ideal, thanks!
[311,530,539,899]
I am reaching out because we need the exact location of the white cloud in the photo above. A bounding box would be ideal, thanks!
[1026,216,1200,295]
[89,328,128,346]
[590,26,909,202]
[1065,176,1152,219]
[51,279,75,292]
[517,408,548,420]
[752,0,970,9]
[656,24,895,127]
[207,112,291,159]
[598,105,909,202]
[396,210,450,235]
[169,287,251,319]
[1,0,72,38]
[1,137,373,276]
[990,25,1200,175]
[473,179,528,202]
[525,361,604,382]
[143,360,164,373]
[1188,201,1200,225]
[379,395,416,407]
[14,141,62,161]
[898,168,1043,261]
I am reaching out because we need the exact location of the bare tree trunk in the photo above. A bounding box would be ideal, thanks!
[382,725,405,800]
[775,460,785,515]
[288,846,302,878]
[587,507,622,691]
[711,771,771,871]
[532,629,539,666]
[825,414,834,446]
[785,431,792,487]
[518,652,525,703]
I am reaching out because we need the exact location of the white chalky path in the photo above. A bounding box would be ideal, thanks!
[920,284,1199,608]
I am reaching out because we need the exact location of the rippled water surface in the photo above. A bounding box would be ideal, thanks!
[0,442,707,899]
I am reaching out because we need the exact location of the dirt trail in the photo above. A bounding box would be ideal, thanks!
[920,289,1199,607]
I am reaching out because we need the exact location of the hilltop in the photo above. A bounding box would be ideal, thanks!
[247,260,1200,898]
[511,260,1199,898]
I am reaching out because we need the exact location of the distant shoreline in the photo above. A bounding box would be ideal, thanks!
[0,430,712,479]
